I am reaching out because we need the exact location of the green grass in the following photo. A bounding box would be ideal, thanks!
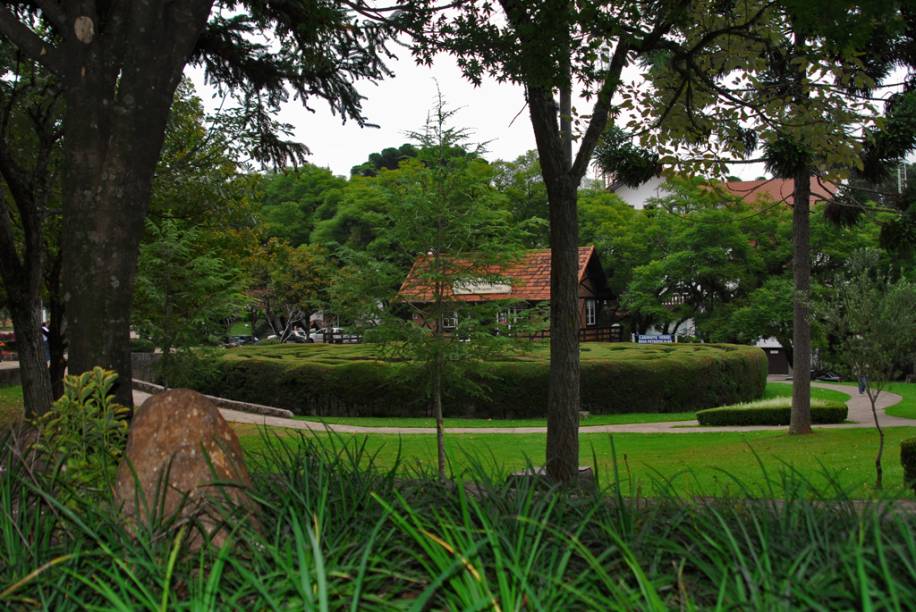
[227,321,252,335]
[0,385,22,430]
[883,382,916,419]
[294,411,698,428]
[6,428,916,608]
[236,424,916,499]
[763,381,851,403]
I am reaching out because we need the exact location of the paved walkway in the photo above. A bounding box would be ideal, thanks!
[133,377,910,435]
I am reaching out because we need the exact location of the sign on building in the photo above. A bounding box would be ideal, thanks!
[636,334,674,344]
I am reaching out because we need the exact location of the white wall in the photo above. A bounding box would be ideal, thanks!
[610,176,670,210]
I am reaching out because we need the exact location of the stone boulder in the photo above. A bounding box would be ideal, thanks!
[113,389,258,550]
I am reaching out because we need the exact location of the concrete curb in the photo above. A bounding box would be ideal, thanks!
[131,379,295,419]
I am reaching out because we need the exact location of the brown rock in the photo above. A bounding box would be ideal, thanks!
[113,389,258,550]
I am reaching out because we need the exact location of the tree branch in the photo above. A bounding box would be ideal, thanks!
[0,6,64,75]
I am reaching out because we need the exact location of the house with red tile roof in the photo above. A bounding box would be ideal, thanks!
[611,175,837,209]
[398,246,621,340]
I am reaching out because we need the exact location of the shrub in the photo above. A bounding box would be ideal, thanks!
[130,337,155,353]
[901,438,916,493]
[696,398,847,426]
[157,348,223,389]
[32,367,129,505]
[189,343,768,418]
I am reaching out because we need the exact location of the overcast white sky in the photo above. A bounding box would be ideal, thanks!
[188,48,546,178]
[187,44,911,182]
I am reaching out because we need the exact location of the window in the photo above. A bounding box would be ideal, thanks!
[585,299,597,327]
[497,306,525,330]
[442,311,458,330]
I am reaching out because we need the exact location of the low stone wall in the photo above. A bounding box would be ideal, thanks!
[132,379,294,419]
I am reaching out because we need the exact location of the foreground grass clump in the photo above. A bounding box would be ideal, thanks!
[4,431,916,609]
[190,342,767,418]
[697,397,847,426]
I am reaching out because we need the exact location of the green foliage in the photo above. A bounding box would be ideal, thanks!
[257,165,347,246]
[248,240,333,341]
[156,349,223,391]
[819,249,916,386]
[4,430,916,608]
[189,343,766,418]
[350,143,419,176]
[593,127,661,187]
[31,368,128,504]
[697,398,847,426]
[901,438,916,493]
[133,218,248,369]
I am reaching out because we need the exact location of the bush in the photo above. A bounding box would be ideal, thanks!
[130,337,156,353]
[901,438,916,493]
[32,367,129,505]
[696,398,847,426]
[188,343,768,418]
[156,348,223,389]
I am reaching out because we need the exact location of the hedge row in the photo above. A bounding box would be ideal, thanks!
[187,344,767,419]
[696,402,848,426]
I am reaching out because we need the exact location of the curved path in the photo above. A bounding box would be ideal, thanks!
[134,377,909,435]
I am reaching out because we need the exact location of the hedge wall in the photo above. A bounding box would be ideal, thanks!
[187,343,768,419]
[696,402,847,426]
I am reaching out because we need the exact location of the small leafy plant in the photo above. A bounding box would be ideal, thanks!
[32,367,129,504]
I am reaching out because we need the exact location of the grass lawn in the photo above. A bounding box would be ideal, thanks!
[0,385,22,430]
[236,424,916,499]
[293,411,699,428]
[883,382,916,419]
[763,381,851,403]
[227,321,253,335]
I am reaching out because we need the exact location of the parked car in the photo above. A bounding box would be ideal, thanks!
[224,335,259,348]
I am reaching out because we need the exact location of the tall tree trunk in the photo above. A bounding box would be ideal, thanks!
[432,362,446,482]
[545,176,581,483]
[56,2,212,408]
[6,293,53,418]
[46,247,66,398]
[868,391,884,489]
[0,182,53,417]
[789,170,812,434]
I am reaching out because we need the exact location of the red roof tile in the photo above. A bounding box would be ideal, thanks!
[721,177,837,205]
[399,246,596,302]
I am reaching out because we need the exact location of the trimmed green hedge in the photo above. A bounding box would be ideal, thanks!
[901,438,916,493]
[187,343,767,419]
[696,400,848,426]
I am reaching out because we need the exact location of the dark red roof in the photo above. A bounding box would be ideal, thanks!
[721,177,837,205]
[399,246,596,302]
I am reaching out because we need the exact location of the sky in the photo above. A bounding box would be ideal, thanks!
[187,43,911,183]
[188,48,543,178]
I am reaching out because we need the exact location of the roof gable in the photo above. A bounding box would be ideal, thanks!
[399,246,599,302]
[721,177,837,205]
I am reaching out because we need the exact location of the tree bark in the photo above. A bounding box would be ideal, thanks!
[5,291,53,418]
[59,3,213,407]
[545,176,581,483]
[789,170,813,434]
[45,247,66,398]
[432,362,446,482]
[868,391,884,489]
